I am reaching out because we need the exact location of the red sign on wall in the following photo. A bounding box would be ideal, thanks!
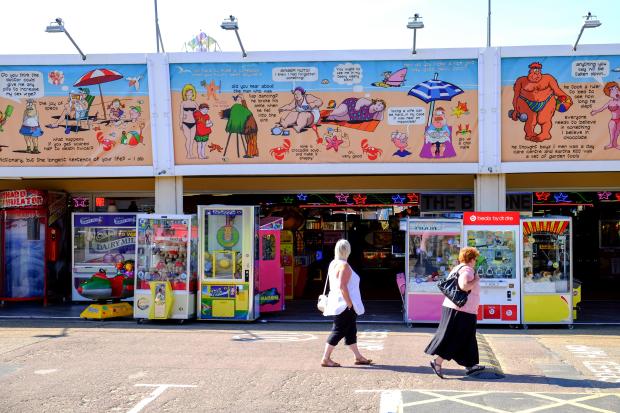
[0,190,46,209]
[463,211,520,226]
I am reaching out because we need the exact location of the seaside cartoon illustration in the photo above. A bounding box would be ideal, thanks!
[170,59,479,165]
[0,64,151,167]
[502,55,620,162]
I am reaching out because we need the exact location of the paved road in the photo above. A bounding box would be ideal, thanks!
[0,320,618,412]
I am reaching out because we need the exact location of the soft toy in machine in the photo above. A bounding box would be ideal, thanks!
[79,260,135,320]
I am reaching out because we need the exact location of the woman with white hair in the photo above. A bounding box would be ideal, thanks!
[320,239,373,367]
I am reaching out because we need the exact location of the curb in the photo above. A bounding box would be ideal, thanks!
[471,333,505,379]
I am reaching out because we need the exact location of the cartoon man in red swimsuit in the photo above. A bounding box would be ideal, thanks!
[511,62,571,142]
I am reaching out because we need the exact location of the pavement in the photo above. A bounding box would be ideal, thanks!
[0,320,618,412]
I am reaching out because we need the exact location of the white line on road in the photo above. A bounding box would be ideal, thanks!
[231,332,317,342]
[127,384,197,413]
[357,329,390,351]
[379,390,403,413]
[34,369,57,375]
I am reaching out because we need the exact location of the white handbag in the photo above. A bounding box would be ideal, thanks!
[317,275,329,313]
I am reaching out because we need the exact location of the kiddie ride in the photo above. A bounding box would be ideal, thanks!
[78,260,135,319]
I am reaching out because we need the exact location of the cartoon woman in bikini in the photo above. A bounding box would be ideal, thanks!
[180,84,199,158]
[591,81,620,150]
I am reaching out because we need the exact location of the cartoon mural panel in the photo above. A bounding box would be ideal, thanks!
[170,60,478,164]
[0,65,151,167]
[502,55,620,161]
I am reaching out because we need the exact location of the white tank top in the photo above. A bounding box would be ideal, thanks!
[323,259,365,316]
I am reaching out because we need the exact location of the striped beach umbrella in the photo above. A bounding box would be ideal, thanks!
[408,72,463,126]
[74,68,124,120]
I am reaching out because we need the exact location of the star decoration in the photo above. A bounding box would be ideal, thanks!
[325,135,344,152]
[406,193,419,203]
[597,191,612,201]
[451,101,469,118]
[72,197,88,208]
[392,194,405,204]
[353,194,367,205]
[335,193,350,203]
[534,192,551,202]
[203,79,221,100]
[297,193,308,201]
[283,196,294,204]
[554,193,570,203]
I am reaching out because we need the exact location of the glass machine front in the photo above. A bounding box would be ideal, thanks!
[404,219,462,323]
[71,213,137,301]
[134,215,197,320]
[463,212,522,324]
[198,205,259,321]
[522,218,573,324]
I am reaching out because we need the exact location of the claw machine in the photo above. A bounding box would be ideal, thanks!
[197,205,260,321]
[71,213,137,301]
[403,218,462,323]
[0,190,67,306]
[463,212,521,324]
[133,214,197,321]
[258,217,284,312]
[521,217,573,325]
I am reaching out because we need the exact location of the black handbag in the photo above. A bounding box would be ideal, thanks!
[437,264,470,307]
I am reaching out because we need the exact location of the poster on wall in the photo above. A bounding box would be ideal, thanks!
[170,59,478,165]
[502,55,620,162]
[0,65,151,167]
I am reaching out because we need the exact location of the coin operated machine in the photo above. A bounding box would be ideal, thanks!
[521,217,573,326]
[462,212,522,325]
[197,205,260,321]
[133,215,198,322]
[403,218,462,323]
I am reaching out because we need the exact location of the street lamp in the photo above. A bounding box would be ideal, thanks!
[406,14,424,55]
[221,15,247,58]
[573,12,601,51]
[154,0,165,53]
[45,18,86,60]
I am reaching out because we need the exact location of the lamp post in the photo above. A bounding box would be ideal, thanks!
[406,14,424,55]
[573,12,601,51]
[45,18,86,60]
[154,0,165,53]
[221,15,247,58]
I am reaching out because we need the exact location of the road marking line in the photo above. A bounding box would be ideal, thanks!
[379,390,402,413]
[34,369,57,375]
[403,391,508,413]
[128,384,197,413]
[358,329,390,351]
[521,393,617,413]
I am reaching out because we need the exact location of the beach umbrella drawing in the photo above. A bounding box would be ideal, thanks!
[408,72,463,127]
[73,68,124,120]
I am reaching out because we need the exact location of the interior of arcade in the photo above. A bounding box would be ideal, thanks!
[2,172,620,322]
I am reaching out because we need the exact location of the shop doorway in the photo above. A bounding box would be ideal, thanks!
[534,193,620,322]
[184,193,419,321]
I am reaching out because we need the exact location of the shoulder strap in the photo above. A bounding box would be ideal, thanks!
[322,272,329,295]
[451,263,467,278]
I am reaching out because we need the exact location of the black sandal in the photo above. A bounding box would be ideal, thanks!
[466,365,486,375]
[430,360,444,379]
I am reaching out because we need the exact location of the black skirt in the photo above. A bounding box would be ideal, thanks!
[425,306,479,367]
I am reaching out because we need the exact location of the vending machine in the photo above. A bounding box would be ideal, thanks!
[258,217,284,312]
[280,230,295,299]
[71,213,137,301]
[0,190,67,306]
[197,205,260,321]
[133,214,197,321]
[521,217,573,325]
[403,218,462,323]
[462,212,521,324]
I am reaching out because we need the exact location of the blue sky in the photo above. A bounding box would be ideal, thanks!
[1,1,618,55]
